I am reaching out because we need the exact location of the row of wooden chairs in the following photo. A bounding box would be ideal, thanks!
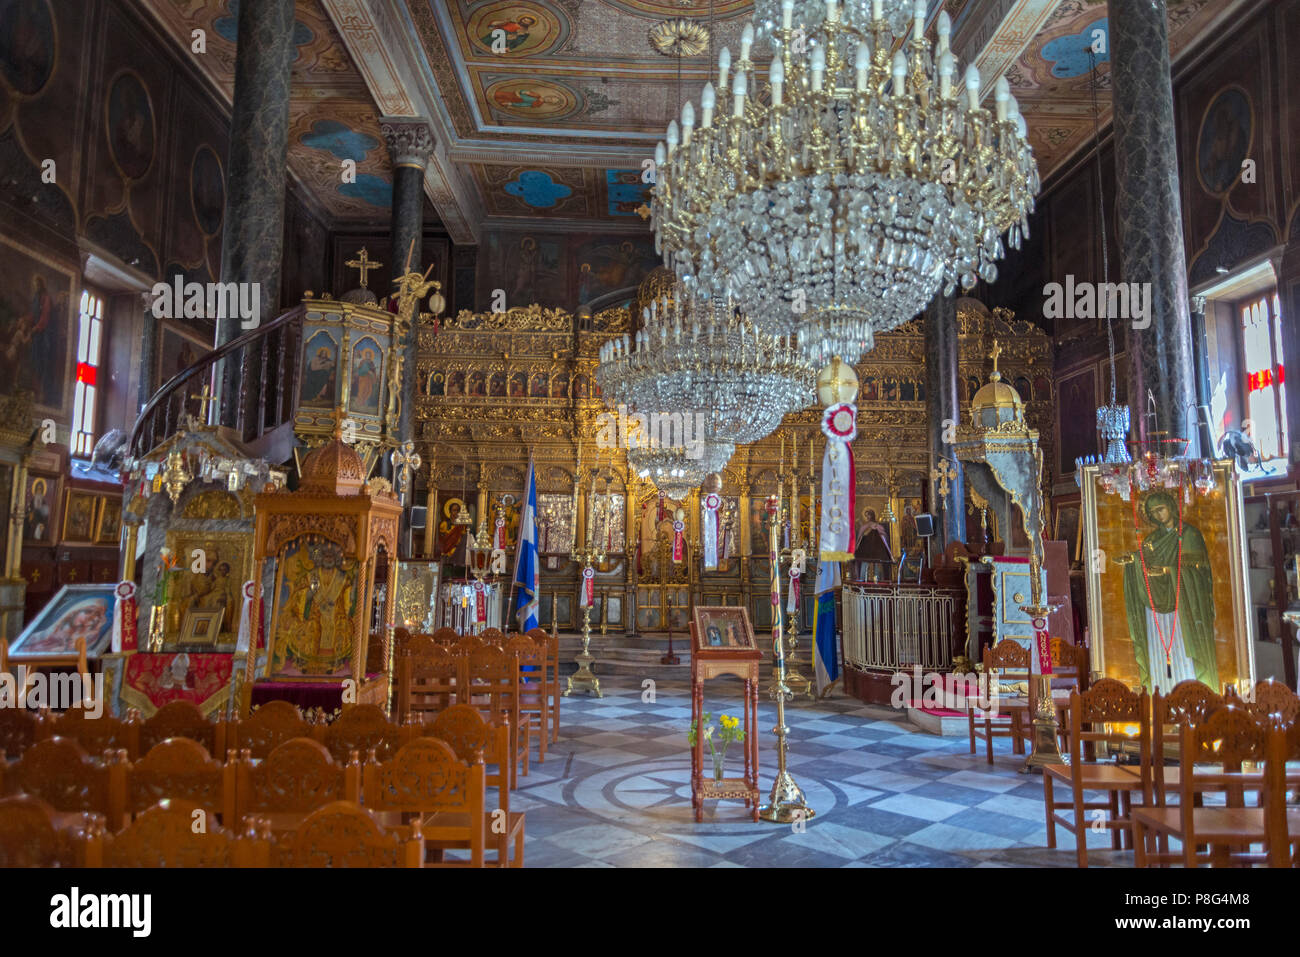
[1042,676,1300,867]
[396,626,561,746]
[1,709,525,867]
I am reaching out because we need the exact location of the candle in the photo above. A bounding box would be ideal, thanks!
[732,71,747,117]
[770,58,784,108]
[855,43,869,92]
[811,44,826,92]
[700,82,716,128]
[965,64,981,111]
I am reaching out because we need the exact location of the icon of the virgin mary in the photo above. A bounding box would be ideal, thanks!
[1118,490,1219,692]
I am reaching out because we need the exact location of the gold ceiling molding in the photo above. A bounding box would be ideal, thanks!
[443,305,572,332]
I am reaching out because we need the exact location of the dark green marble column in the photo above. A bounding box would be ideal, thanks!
[1109,0,1199,455]
[216,0,295,428]
[924,292,966,550]
[380,118,434,450]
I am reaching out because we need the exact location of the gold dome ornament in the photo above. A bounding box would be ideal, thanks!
[702,471,723,495]
[969,339,1026,431]
[816,357,859,407]
[649,18,711,57]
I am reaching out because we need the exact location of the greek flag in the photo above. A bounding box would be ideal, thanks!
[513,456,540,632]
[813,559,840,695]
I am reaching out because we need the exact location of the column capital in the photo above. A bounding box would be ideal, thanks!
[380,117,435,169]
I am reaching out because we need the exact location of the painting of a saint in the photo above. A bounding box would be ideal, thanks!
[300,331,338,406]
[438,498,472,565]
[10,588,114,658]
[0,245,71,411]
[468,370,486,396]
[1197,88,1251,195]
[427,371,444,396]
[106,71,155,181]
[62,490,98,543]
[529,373,547,397]
[350,338,382,415]
[489,372,506,397]
[882,378,899,402]
[493,86,561,111]
[23,473,53,542]
[1118,491,1219,692]
[861,376,878,401]
[272,538,359,677]
[190,145,225,237]
[481,14,536,50]
[0,0,54,96]
[508,372,526,397]
[551,372,568,399]
[574,374,589,399]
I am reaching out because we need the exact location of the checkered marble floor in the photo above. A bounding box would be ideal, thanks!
[510,676,1133,868]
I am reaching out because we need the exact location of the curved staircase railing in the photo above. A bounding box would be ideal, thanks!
[130,304,306,461]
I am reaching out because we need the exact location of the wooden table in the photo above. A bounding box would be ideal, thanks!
[691,651,761,822]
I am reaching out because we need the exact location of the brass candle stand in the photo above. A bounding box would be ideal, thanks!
[759,489,815,824]
[1018,552,1064,773]
[565,539,606,698]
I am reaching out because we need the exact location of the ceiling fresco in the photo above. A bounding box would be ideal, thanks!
[139,0,1261,230]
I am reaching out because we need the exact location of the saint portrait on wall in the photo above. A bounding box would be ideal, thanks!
[467,370,486,396]
[299,331,338,407]
[427,371,444,396]
[0,239,73,413]
[106,71,155,181]
[23,473,55,543]
[489,372,506,397]
[0,0,56,96]
[1117,491,1218,692]
[438,497,472,565]
[271,538,358,677]
[446,371,464,396]
[508,372,526,397]
[349,338,382,416]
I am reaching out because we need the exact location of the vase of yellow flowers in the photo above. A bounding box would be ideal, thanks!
[688,712,745,782]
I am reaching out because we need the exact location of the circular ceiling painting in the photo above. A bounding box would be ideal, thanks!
[486,77,580,121]
[0,0,55,96]
[467,1,567,57]
[105,71,155,181]
[190,145,225,237]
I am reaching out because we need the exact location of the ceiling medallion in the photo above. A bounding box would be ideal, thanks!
[649,18,711,57]
[650,0,1039,365]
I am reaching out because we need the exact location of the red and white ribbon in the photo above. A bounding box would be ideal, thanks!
[819,402,857,562]
[112,581,137,653]
[1031,617,1053,676]
[581,566,595,607]
[474,580,487,622]
[672,520,685,562]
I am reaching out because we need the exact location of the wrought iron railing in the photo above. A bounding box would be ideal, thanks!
[841,582,962,672]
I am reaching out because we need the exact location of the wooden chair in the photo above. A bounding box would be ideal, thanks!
[396,640,461,723]
[224,700,311,761]
[125,738,234,831]
[361,737,491,867]
[45,706,141,760]
[414,705,520,866]
[140,700,221,756]
[1133,706,1300,867]
[274,800,424,868]
[968,639,1030,764]
[507,634,549,761]
[103,799,270,867]
[234,737,360,835]
[1042,679,1151,866]
[527,627,560,743]
[1143,681,1227,805]
[1,737,125,828]
[461,644,530,788]
[0,794,103,867]
[314,704,404,764]
[1246,679,1300,723]
[480,627,507,646]
[0,707,43,761]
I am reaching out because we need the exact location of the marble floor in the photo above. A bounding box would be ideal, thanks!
[505,675,1132,867]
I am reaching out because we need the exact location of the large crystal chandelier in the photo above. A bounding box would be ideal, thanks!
[650,0,1039,363]
[595,283,815,446]
[627,440,736,501]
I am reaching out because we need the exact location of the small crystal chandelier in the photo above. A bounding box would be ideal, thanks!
[651,0,1039,363]
[596,286,815,446]
[627,440,735,500]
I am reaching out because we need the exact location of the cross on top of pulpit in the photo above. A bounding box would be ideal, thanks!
[391,440,421,505]
[931,458,958,498]
[190,384,217,424]
[989,339,1002,380]
[346,248,382,289]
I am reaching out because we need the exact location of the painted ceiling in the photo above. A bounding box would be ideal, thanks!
[139,0,1258,234]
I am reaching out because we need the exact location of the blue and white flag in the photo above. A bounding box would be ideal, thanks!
[813,559,840,696]
[513,455,540,632]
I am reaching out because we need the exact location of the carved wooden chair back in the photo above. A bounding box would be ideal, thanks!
[1068,678,1151,787]
[315,704,403,765]
[140,700,220,756]
[452,634,486,655]
[126,737,234,828]
[1247,679,1300,723]
[227,700,311,761]
[418,704,511,808]
[430,627,460,645]
[480,627,508,646]
[2,736,125,826]
[104,798,269,867]
[0,795,103,867]
[47,706,141,760]
[361,737,485,867]
[1049,638,1090,688]
[234,737,360,833]
[506,635,549,761]
[0,707,43,761]
[276,800,423,868]
[461,644,528,786]
[396,643,462,723]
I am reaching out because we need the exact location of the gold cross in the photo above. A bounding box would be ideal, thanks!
[345,248,382,288]
[391,440,422,506]
[990,339,1002,376]
[634,204,651,220]
[190,384,216,423]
